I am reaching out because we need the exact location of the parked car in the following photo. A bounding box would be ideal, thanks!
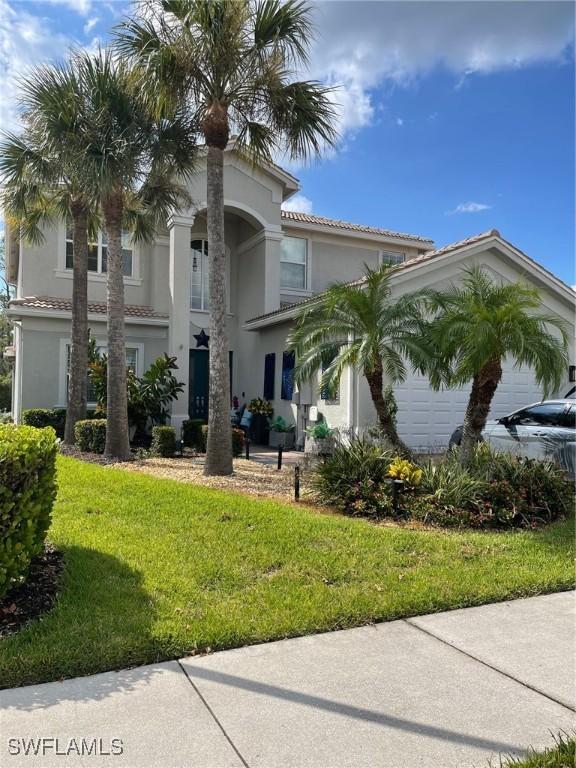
[449,399,576,476]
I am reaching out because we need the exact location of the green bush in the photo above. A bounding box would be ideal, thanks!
[182,418,205,448]
[199,425,245,457]
[412,446,572,529]
[74,419,107,454]
[0,425,58,598]
[151,426,176,457]
[22,408,67,438]
[311,437,394,517]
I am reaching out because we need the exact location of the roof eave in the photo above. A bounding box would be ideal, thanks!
[7,306,169,326]
[281,218,434,248]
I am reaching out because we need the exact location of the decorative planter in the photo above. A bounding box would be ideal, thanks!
[304,436,334,456]
[269,431,295,450]
[250,413,270,445]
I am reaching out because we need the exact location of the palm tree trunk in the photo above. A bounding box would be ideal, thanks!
[460,357,503,465]
[102,194,131,461]
[204,144,232,476]
[365,362,411,456]
[63,206,89,444]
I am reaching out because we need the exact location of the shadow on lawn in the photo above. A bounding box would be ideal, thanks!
[0,545,164,707]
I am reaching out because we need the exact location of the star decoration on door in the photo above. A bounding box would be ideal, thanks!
[193,329,210,348]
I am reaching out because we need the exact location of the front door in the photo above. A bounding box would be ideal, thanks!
[189,350,209,420]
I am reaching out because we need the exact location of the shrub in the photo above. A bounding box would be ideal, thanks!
[22,408,67,438]
[151,426,176,457]
[387,457,422,487]
[419,460,486,508]
[74,419,107,454]
[199,425,245,457]
[0,425,58,598]
[306,421,334,439]
[311,437,394,517]
[182,418,205,448]
[0,412,13,424]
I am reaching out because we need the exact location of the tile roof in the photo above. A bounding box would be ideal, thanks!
[9,296,168,320]
[245,230,503,325]
[281,210,433,244]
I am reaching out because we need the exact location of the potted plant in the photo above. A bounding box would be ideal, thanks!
[304,421,335,456]
[248,397,273,444]
[268,416,296,450]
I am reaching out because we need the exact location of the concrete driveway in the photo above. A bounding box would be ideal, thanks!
[1,592,574,768]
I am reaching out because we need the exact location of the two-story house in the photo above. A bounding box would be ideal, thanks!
[5,146,575,448]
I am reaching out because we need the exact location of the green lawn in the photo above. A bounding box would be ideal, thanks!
[1,455,574,689]
[495,733,575,767]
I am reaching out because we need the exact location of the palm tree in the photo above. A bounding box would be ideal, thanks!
[427,266,569,464]
[116,0,338,475]
[287,264,430,455]
[18,50,197,460]
[0,119,95,444]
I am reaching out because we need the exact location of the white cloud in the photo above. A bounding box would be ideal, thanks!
[309,1,574,139]
[83,17,99,35]
[45,0,92,16]
[0,0,75,133]
[282,194,314,214]
[449,201,492,214]
[396,117,404,126]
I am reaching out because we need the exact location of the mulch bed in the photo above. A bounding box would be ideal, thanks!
[0,544,64,637]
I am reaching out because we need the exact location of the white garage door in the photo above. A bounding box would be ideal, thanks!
[395,362,546,450]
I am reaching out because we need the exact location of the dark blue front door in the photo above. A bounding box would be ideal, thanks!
[189,350,209,420]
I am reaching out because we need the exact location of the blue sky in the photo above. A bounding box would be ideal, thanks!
[1,0,574,285]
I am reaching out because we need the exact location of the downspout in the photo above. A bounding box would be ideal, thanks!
[8,318,22,423]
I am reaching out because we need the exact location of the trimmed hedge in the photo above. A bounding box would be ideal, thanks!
[22,408,67,438]
[199,425,245,458]
[182,419,205,449]
[151,426,176,457]
[0,425,58,598]
[75,419,107,454]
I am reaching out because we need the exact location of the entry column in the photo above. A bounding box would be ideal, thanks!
[167,210,194,432]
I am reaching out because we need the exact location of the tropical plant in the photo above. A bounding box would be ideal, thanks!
[426,266,569,464]
[88,342,185,439]
[387,457,422,487]
[305,421,334,439]
[288,263,430,455]
[268,416,295,433]
[18,50,198,460]
[310,436,394,516]
[116,0,338,475]
[249,397,273,416]
[419,459,486,509]
[0,99,97,444]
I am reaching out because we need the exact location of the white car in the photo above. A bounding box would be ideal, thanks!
[449,399,576,475]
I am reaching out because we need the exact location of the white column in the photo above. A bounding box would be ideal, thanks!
[167,211,194,433]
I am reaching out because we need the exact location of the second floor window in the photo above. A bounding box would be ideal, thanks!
[66,224,133,277]
[381,250,405,266]
[281,236,307,290]
[190,239,210,310]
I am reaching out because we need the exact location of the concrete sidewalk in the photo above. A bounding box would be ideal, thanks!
[1,592,574,768]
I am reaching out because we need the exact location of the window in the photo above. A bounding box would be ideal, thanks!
[511,403,567,427]
[190,239,210,310]
[281,236,307,290]
[263,353,276,400]
[66,344,139,403]
[65,224,133,276]
[381,250,405,266]
[281,351,295,400]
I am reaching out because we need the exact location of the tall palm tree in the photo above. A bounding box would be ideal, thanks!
[427,266,569,464]
[0,121,95,444]
[287,264,430,455]
[18,50,198,460]
[116,0,338,475]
